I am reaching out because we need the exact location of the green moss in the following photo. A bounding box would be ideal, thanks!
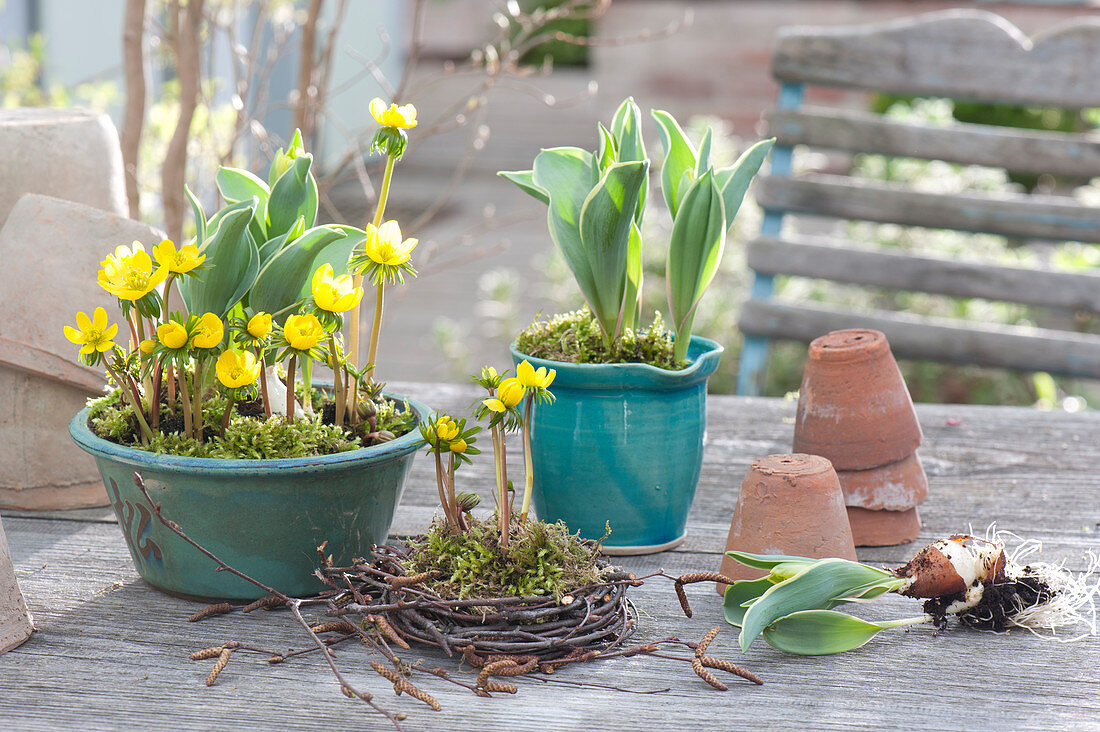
[514,308,680,369]
[401,517,607,602]
[85,391,415,459]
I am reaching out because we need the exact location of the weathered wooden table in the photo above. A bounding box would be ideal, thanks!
[3,383,1098,730]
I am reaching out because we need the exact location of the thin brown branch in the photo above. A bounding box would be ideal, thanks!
[161,0,204,243]
[121,0,146,218]
[293,0,324,145]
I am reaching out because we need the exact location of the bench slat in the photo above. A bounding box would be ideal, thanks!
[739,299,1100,378]
[773,10,1100,108]
[757,174,1100,243]
[767,108,1100,178]
[746,236,1100,312]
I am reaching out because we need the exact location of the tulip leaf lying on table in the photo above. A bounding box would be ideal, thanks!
[724,533,1100,655]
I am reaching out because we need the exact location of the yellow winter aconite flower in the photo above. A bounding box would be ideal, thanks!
[482,378,525,413]
[369,98,417,129]
[97,242,170,301]
[138,339,156,355]
[363,220,418,267]
[311,264,364,313]
[157,320,188,350]
[152,239,205,274]
[284,313,324,350]
[517,359,556,389]
[435,416,459,441]
[216,349,261,389]
[191,313,224,349]
[63,307,118,355]
[450,439,468,454]
[247,311,272,339]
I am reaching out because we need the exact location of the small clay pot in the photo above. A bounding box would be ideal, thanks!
[793,329,922,471]
[847,506,922,547]
[717,454,857,594]
[1,512,34,654]
[836,452,928,511]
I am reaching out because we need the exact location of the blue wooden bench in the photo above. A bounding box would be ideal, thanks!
[737,9,1100,395]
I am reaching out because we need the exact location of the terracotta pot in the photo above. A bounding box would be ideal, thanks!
[0,513,34,654]
[717,454,857,594]
[847,506,922,547]
[836,452,928,511]
[793,329,922,471]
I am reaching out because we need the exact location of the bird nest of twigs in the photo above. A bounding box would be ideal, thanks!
[315,542,640,664]
[131,471,761,731]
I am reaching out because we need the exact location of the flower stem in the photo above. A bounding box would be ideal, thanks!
[372,154,397,228]
[433,451,457,530]
[161,275,175,322]
[497,425,510,548]
[329,334,344,427]
[257,350,271,419]
[178,366,192,438]
[520,397,534,524]
[286,354,297,424]
[107,364,153,445]
[150,356,163,431]
[191,357,205,443]
[349,153,398,417]
[220,395,235,437]
[365,282,384,379]
[126,311,139,351]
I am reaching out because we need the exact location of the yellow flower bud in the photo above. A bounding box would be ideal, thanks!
[497,378,526,408]
[284,313,324,350]
[139,339,155,355]
[435,416,459,441]
[216,349,261,389]
[156,320,189,350]
[450,439,467,454]
[191,313,224,349]
[311,264,363,313]
[247,312,272,339]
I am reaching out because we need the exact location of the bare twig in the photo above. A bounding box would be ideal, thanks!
[161,0,204,243]
[121,0,146,218]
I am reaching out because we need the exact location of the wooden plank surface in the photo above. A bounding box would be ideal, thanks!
[756,174,1100,244]
[738,298,1100,378]
[773,10,1100,108]
[766,107,1100,178]
[746,235,1100,312]
[2,382,1099,731]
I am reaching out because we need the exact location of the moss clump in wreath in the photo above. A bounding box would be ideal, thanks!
[86,388,414,459]
[401,516,606,602]
[514,308,680,369]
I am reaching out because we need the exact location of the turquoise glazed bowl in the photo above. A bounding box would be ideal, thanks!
[69,394,428,600]
[510,336,723,554]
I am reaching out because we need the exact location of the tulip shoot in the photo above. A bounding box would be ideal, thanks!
[501,98,774,362]
[723,532,1099,656]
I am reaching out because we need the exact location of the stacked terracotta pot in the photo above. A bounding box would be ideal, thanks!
[793,329,927,546]
[716,453,857,593]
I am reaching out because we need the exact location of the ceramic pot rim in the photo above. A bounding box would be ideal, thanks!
[509,334,723,390]
[69,391,429,476]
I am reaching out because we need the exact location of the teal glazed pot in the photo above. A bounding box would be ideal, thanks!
[511,336,723,554]
[69,395,428,600]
